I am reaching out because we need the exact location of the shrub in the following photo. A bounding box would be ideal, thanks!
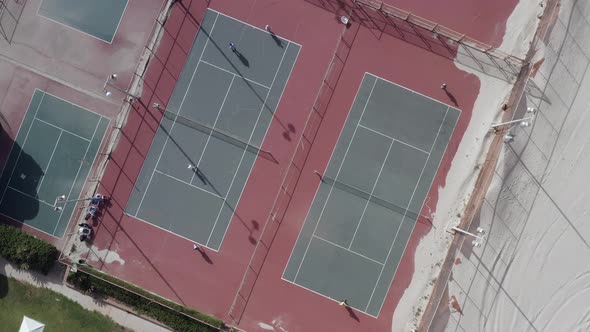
[0,225,58,274]
[67,268,224,332]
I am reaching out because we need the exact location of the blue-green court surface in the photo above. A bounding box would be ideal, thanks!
[38,0,128,43]
[283,73,461,317]
[0,89,108,238]
[125,9,300,251]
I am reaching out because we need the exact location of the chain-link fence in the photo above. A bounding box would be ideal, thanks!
[0,0,26,44]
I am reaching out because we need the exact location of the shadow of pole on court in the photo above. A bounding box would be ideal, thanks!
[195,19,295,137]
[134,100,258,245]
[443,88,459,107]
[198,249,213,264]
[344,305,360,322]
[265,27,284,48]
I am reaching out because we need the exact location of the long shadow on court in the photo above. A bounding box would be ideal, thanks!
[0,121,42,226]
[175,1,298,142]
[84,0,216,308]
[136,99,262,247]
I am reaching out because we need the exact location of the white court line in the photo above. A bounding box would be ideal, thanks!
[281,73,374,281]
[365,72,462,112]
[207,8,303,47]
[280,73,376,280]
[37,0,129,44]
[0,212,60,239]
[313,235,384,266]
[35,130,62,193]
[217,42,300,252]
[348,138,394,250]
[0,91,37,179]
[0,89,108,238]
[34,118,91,142]
[109,0,130,44]
[279,277,380,318]
[200,60,271,90]
[364,107,450,313]
[205,40,291,247]
[375,106,455,319]
[135,12,220,216]
[6,186,54,207]
[190,75,236,184]
[39,89,109,119]
[125,212,220,252]
[0,93,46,205]
[357,124,430,155]
[293,78,379,282]
[156,170,223,199]
[53,118,102,235]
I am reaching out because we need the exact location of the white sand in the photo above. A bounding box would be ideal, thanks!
[392,1,544,331]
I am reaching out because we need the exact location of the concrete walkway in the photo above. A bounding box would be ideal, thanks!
[0,258,170,332]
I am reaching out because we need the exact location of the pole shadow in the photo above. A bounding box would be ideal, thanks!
[443,89,459,107]
[345,305,360,322]
[198,249,213,264]
[267,29,284,48]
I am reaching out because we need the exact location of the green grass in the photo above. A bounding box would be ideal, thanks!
[68,266,224,332]
[0,276,128,331]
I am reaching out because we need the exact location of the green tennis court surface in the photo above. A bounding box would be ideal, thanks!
[125,10,300,251]
[0,89,108,237]
[283,73,460,316]
[38,0,128,43]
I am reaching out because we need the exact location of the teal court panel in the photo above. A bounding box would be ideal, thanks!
[0,90,109,237]
[125,9,301,251]
[284,73,460,316]
[38,0,128,43]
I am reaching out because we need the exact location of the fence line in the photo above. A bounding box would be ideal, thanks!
[228,20,360,325]
[0,0,27,44]
[355,0,525,66]
[417,0,560,329]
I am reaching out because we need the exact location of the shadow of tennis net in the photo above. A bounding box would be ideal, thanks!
[162,110,278,164]
[318,172,418,222]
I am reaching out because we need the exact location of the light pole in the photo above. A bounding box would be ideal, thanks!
[53,194,105,211]
[491,107,536,132]
[103,73,139,100]
[451,226,485,247]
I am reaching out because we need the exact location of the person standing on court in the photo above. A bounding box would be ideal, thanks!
[228,42,237,53]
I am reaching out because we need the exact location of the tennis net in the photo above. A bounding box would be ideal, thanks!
[162,110,276,163]
[320,173,419,221]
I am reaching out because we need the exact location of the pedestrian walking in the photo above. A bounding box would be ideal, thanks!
[228,42,237,52]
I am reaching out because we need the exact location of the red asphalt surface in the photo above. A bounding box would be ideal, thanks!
[0,0,514,331]
[383,0,519,48]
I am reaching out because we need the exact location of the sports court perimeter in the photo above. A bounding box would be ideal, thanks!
[0,89,108,237]
[125,9,300,250]
[283,73,460,316]
[38,0,128,43]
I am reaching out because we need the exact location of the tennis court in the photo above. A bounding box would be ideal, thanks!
[283,73,460,316]
[125,9,300,251]
[38,0,128,43]
[0,89,108,237]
